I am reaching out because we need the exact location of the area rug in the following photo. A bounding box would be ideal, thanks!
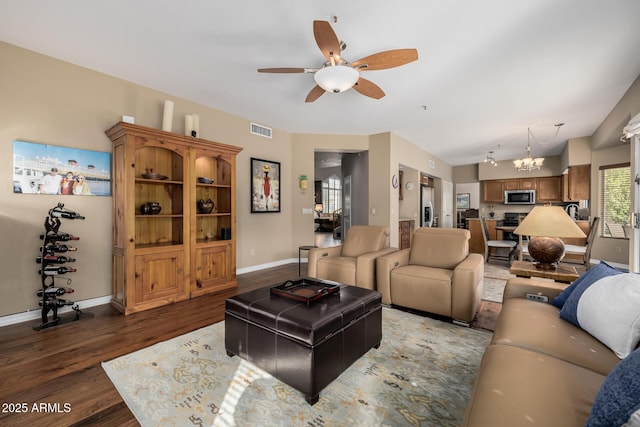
[482,263,512,303]
[102,307,491,427]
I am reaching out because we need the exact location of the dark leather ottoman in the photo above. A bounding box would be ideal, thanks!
[225,283,382,404]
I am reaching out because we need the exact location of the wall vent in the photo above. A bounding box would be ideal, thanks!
[250,122,272,139]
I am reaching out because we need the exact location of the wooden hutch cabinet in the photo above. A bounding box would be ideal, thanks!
[107,122,242,314]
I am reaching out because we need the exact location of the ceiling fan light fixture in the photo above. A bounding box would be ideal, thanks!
[314,65,359,93]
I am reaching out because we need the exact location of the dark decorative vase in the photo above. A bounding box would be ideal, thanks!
[141,202,161,215]
[197,198,214,214]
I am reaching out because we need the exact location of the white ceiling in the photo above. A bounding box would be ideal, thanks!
[2,0,639,166]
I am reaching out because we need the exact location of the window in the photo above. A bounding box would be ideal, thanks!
[322,176,342,214]
[599,163,630,239]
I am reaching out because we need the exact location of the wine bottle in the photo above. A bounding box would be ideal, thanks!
[38,266,77,275]
[39,233,79,242]
[40,244,77,253]
[49,209,85,220]
[36,287,74,297]
[36,255,76,264]
[39,299,74,308]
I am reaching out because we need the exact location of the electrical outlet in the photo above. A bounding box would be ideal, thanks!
[616,246,622,253]
[250,249,255,256]
[525,293,548,303]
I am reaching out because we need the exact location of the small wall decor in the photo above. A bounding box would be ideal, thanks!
[456,193,470,210]
[299,175,308,190]
[13,140,111,196]
[251,157,281,213]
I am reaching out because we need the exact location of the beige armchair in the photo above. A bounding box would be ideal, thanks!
[308,225,396,290]
[376,227,484,325]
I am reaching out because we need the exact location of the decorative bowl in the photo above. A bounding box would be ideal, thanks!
[197,177,214,184]
[197,198,214,214]
[142,172,168,180]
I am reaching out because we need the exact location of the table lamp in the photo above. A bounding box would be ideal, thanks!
[513,205,586,270]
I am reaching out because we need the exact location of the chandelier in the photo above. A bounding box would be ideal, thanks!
[484,151,498,166]
[514,128,545,172]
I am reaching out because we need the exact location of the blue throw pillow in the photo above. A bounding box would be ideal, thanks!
[586,347,640,427]
[551,261,622,308]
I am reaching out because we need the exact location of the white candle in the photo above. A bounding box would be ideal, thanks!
[162,100,174,131]
[192,114,200,138]
[185,114,194,136]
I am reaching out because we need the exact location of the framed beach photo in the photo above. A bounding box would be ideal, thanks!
[456,193,470,210]
[251,157,280,213]
[13,140,111,196]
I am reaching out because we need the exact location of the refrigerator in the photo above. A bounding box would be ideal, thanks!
[421,184,434,227]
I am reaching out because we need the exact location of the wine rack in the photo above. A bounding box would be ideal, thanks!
[34,203,93,331]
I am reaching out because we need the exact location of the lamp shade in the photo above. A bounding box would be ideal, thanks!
[514,206,586,238]
[314,65,359,93]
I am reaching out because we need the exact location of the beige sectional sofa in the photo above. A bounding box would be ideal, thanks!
[462,277,622,427]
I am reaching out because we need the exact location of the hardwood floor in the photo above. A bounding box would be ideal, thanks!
[0,262,498,427]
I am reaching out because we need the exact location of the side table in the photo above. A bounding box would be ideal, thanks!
[509,260,579,283]
[298,245,317,276]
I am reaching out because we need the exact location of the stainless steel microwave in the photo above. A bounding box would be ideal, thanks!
[504,190,535,204]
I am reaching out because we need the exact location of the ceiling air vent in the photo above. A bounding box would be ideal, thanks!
[250,122,272,139]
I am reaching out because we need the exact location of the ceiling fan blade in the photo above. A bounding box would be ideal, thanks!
[313,20,341,62]
[305,85,326,103]
[352,49,418,71]
[353,77,385,99]
[257,68,315,73]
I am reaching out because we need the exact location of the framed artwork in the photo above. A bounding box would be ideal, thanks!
[12,140,111,196]
[251,157,280,213]
[456,193,470,210]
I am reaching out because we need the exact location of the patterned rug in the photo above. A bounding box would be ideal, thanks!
[102,307,492,427]
[482,262,512,303]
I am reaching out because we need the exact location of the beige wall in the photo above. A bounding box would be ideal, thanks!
[561,137,592,170]
[592,74,640,150]
[453,164,478,183]
[399,165,420,224]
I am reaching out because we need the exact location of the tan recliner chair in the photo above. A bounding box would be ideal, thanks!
[376,227,484,325]
[308,225,396,290]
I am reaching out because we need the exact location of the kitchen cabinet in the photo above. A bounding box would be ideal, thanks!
[504,178,536,191]
[563,165,590,201]
[536,176,563,202]
[482,180,504,203]
[107,122,242,314]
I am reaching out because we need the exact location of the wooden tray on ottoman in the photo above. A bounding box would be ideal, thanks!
[270,277,340,306]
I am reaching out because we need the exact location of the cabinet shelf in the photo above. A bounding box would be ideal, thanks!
[196,183,231,188]
[136,178,183,185]
[195,212,231,217]
[135,214,184,218]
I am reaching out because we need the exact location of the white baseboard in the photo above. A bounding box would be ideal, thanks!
[0,295,112,328]
[237,258,298,275]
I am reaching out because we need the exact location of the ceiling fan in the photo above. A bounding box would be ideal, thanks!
[258,20,418,103]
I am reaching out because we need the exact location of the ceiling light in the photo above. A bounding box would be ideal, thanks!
[514,128,545,172]
[314,65,359,93]
[484,151,498,166]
